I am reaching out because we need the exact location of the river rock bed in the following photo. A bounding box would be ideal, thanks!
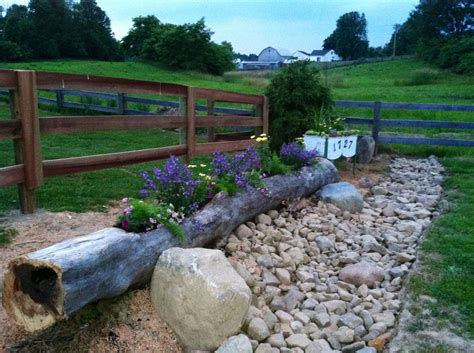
[218,157,444,353]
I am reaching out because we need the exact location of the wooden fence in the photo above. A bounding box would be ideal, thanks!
[3,87,470,149]
[0,70,268,213]
[337,100,474,149]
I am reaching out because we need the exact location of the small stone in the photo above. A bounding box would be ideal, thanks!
[236,224,254,238]
[368,331,392,351]
[339,261,386,288]
[314,312,331,327]
[322,300,347,315]
[276,268,292,285]
[371,186,387,195]
[316,236,335,252]
[334,326,355,344]
[255,343,273,353]
[276,310,294,323]
[372,312,396,328]
[267,333,287,348]
[295,312,311,325]
[305,339,332,353]
[216,334,253,353]
[356,348,376,353]
[248,318,271,341]
[263,268,281,286]
[337,313,363,329]
[318,182,364,213]
[270,296,287,311]
[286,334,312,349]
[256,213,272,225]
[341,341,366,353]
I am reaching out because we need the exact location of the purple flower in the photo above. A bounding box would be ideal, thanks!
[280,142,319,168]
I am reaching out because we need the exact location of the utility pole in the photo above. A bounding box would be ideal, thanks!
[392,24,401,58]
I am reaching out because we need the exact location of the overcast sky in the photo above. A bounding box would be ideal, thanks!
[4,0,419,54]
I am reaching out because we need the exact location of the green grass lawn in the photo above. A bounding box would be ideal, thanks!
[1,57,473,213]
[409,158,474,338]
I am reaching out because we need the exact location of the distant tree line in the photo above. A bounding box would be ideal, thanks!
[0,0,119,61]
[385,0,473,74]
[121,16,234,75]
[323,1,472,74]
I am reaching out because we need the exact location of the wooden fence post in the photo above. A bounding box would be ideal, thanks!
[11,70,43,213]
[179,96,187,145]
[255,96,269,136]
[117,93,126,115]
[262,96,269,135]
[207,99,215,142]
[55,90,64,111]
[372,101,382,155]
[186,87,196,161]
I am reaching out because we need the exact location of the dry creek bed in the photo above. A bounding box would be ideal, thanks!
[2,156,468,352]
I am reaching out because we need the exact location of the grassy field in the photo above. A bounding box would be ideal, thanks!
[409,158,474,338]
[1,58,473,212]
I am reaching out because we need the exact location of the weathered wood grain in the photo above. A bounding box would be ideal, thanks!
[2,159,339,332]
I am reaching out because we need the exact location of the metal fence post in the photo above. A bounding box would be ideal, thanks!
[207,99,216,142]
[117,93,126,115]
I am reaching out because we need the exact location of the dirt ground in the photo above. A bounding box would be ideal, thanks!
[0,155,391,353]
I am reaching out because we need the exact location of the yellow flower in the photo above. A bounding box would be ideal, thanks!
[256,137,264,142]
[188,164,197,168]
[260,133,267,137]
[250,135,256,139]
[199,173,206,177]
[200,164,207,167]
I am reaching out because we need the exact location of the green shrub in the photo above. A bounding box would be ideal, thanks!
[394,68,442,86]
[117,199,184,240]
[265,61,333,151]
[0,40,24,61]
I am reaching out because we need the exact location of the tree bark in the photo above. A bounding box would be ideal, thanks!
[2,159,339,332]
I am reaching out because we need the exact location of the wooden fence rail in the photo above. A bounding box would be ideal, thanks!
[0,70,268,213]
[337,100,474,150]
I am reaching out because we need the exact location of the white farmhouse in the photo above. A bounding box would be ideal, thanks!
[292,50,312,61]
[310,49,341,62]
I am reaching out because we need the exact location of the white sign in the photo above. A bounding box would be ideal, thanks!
[326,136,358,160]
[303,135,326,156]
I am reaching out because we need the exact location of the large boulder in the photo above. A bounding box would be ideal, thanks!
[357,136,376,164]
[150,248,252,352]
[317,182,364,213]
[339,261,386,288]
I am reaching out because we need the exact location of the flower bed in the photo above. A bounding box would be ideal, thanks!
[117,135,321,239]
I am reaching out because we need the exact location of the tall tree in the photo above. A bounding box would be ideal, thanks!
[27,0,77,58]
[323,12,369,60]
[121,16,163,57]
[73,0,118,59]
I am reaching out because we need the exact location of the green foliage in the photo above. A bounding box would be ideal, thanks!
[323,11,369,60]
[0,0,118,60]
[117,199,184,241]
[307,106,345,136]
[0,226,18,246]
[389,0,473,74]
[265,61,333,151]
[0,40,24,61]
[254,136,292,176]
[436,37,474,75]
[122,17,234,75]
[409,159,474,337]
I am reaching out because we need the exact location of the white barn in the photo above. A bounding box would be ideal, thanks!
[258,47,293,63]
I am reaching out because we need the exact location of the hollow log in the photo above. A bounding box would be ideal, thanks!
[2,159,339,332]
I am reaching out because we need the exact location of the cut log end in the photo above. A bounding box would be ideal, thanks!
[2,258,66,332]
